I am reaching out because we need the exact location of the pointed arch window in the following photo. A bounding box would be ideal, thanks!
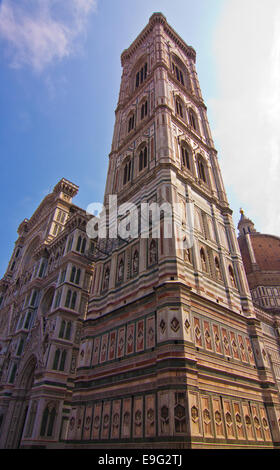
[9,363,17,384]
[59,319,72,340]
[76,236,86,253]
[71,292,77,310]
[81,237,86,254]
[16,338,24,356]
[172,62,185,86]
[229,265,237,289]
[139,146,148,172]
[59,350,67,371]
[24,311,32,330]
[40,404,57,437]
[140,100,148,120]
[197,157,207,183]
[215,257,222,281]
[70,266,76,283]
[65,290,77,310]
[70,266,81,285]
[136,62,147,88]
[175,98,184,119]
[59,320,66,339]
[181,144,191,170]
[25,401,38,438]
[132,249,139,275]
[40,406,49,436]
[123,158,131,185]
[76,236,82,252]
[188,108,198,132]
[54,289,62,308]
[67,235,73,252]
[103,266,110,291]
[117,258,124,283]
[53,349,61,370]
[149,239,158,265]
[65,321,72,340]
[128,114,135,133]
[200,248,207,272]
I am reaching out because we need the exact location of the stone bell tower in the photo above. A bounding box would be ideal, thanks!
[66,14,280,448]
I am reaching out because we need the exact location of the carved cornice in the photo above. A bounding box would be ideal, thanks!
[53,178,79,198]
[121,13,196,66]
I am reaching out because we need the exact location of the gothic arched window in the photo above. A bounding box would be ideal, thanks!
[128,114,135,133]
[59,350,67,371]
[76,236,86,253]
[123,158,131,185]
[229,265,237,289]
[59,320,66,339]
[175,98,184,118]
[25,401,38,438]
[135,62,147,88]
[65,321,72,340]
[70,266,76,283]
[149,240,157,265]
[103,266,110,291]
[65,290,77,310]
[76,236,82,252]
[139,146,148,172]
[132,249,139,275]
[81,238,86,254]
[197,156,207,183]
[65,290,72,308]
[117,258,124,283]
[215,257,222,280]
[53,349,61,370]
[172,61,185,86]
[188,108,198,132]
[200,248,207,272]
[140,100,148,120]
[40,403,57,437]
[71,292,77,310]
[181,144,191,170]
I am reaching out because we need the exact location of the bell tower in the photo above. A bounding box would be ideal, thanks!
[67,14,280,448]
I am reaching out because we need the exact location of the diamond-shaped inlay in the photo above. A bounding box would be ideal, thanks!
[160,319,166,334]
[191,406,199,423]
[135,410,142,426]
[205,329,211,343]
[184,318,190,332]
[254,416,261,429]
[195,326,201,340]
[215,410,222,425]
[203,408,211,424]
[235,413,242,426]
[262,417,269,429]
[225,412,233,426]
[171,317,180,333]
[137,329,143,340]
[245,415,251,426]
[128,334,133,345]
[147,408,155,423]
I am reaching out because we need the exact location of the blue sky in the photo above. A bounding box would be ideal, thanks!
[0,0,280,277]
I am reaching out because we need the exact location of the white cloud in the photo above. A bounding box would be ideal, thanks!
[211,0,280,236]
[0,0,97,72]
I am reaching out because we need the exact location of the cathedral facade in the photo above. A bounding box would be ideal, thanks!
[0,13,280,449]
